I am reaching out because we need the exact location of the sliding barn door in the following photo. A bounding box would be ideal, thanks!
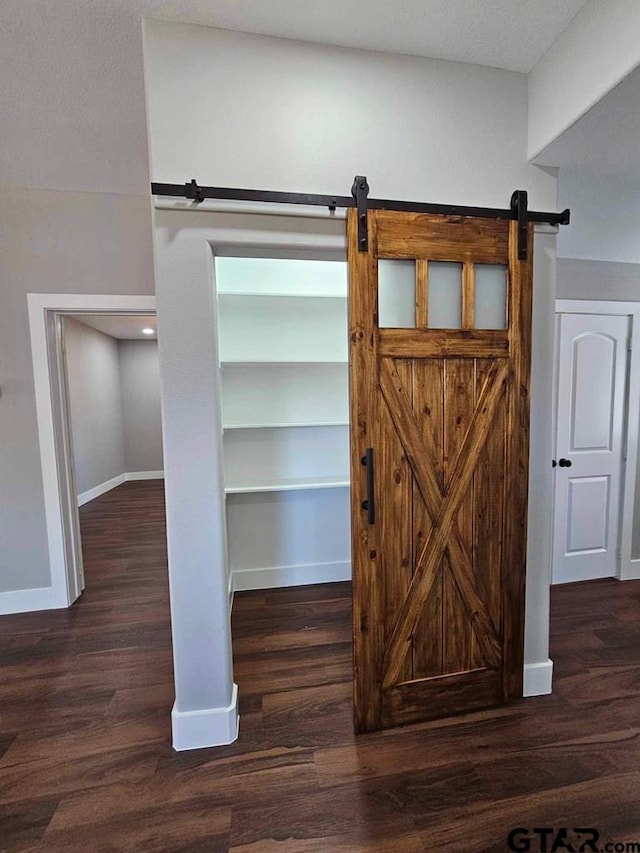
[348,210,532,732]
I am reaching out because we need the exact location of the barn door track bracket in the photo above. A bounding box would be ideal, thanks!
[352,176,370,252]
[152,176,570,256]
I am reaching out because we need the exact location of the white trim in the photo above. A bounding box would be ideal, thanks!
[523,659,554,697]
[27,294,156,608]
[171,684,239,751]
[533,223,560,236]
[125,470,165,481]
[556,298,640,314]
[554,299,640,583]
[77,473,126,507]
[0,586,65,616]
[624,558,640,581]
[231,560,351,592]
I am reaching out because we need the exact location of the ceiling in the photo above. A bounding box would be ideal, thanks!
[535,63,640,180]
[71,315,157,341]
[0,0,589,195]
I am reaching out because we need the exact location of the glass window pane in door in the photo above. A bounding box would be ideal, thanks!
[427,262,462,329]
[378,260,416,328]
[474,264,508,329]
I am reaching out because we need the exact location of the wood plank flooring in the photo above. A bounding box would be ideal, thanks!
[1,480,640,851]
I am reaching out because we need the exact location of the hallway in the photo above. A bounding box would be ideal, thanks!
[1,481,640,851]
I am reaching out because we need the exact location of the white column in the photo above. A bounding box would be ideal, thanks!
[523,226,557,697]
[153,209,237,750]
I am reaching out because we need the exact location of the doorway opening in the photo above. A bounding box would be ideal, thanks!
[62,312,163,595]
[27,295,157,608]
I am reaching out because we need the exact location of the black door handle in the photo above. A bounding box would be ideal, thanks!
[360,448,375,525]
[558,458,572,468]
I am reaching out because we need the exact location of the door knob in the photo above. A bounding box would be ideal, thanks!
[558,458,572,468]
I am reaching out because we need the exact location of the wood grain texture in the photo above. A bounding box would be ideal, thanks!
[351,210,531,731]
[415,259,428,329]
[1,483,640,851]
[375,211,509,264]
[382,668,501,728]
[442,358,475,675]
[412,359,444,679]
[381,359,508,689]
[461,262,475,330]
[501,222,533,701]
[377,359,413,685]
[378,328,508,358]
[473,358,505,669]
[379,360,500,673]
[348,208,383,733]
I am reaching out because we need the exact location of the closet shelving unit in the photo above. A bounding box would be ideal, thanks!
[215,256,352,591]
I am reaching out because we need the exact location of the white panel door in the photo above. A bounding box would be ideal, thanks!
[552,313,629,584]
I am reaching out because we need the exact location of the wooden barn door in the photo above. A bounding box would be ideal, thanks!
[348,209,532,732]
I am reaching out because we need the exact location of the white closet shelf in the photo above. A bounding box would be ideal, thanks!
[220,360,348,367]
[225,474,350,495]
[217,291,347,300]
[223,421,349,431]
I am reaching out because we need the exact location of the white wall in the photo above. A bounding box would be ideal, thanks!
[144,22,560,746]
[0,187,154,594]
[143,20,556,211]
[119,339,163,473]
[556,258,640,300]
[557,170,640,264]
[528,0,640,161]
[64,317,126,495]
[64,328,163,500]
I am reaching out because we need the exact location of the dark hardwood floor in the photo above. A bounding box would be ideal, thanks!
[2,480,640,851]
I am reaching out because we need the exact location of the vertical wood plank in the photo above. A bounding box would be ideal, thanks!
[416,260,429,329]
[412,359,444,678]
[471,358,505,668]
[378,358,414,685]
[348,209,382,732]
[502,222,533,700]
[462,262,475,330]
[442,358,475,674]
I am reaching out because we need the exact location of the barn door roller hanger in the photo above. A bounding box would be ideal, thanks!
[151,175,570,260]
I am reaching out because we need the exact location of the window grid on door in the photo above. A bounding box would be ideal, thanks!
[378,259,508,331]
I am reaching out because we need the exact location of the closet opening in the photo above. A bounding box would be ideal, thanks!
[214,250,352,599]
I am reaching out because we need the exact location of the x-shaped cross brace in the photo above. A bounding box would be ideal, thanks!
[379,357,509,689]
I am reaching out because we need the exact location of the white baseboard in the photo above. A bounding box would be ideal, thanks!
[77,473,126,506]
[523,658,553,697]
[231,560,351,593]
[621,558,640,581]
[125,470,165,481]
[77,470,165,505]
[0,585,66,616]
[172,684,239,751]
